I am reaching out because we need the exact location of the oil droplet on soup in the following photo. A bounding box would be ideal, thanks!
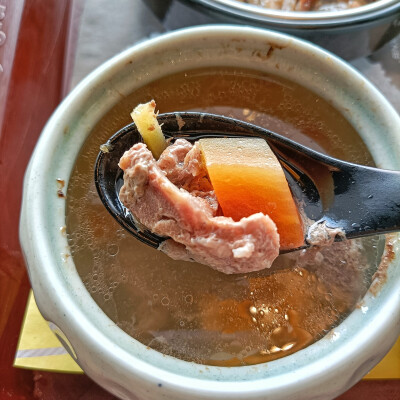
[66,67,383,366]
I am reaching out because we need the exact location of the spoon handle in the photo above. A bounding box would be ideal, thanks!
[323,163,400,239]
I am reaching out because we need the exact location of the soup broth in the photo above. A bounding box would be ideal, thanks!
[66,67,382,366]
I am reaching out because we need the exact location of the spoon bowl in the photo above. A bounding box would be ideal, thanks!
[95,112,400,253]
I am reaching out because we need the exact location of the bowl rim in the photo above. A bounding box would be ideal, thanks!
[20,25,400,399]
[184,0,400,26]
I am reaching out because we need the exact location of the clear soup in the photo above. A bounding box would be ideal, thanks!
[66,67,383,366]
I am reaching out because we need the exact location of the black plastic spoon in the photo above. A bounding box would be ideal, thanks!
[94,112,400,253]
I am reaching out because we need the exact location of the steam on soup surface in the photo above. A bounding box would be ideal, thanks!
[66,67,383,366]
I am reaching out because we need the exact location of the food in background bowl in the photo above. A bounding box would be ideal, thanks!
[66,67,383,367]
[236,0,376,12]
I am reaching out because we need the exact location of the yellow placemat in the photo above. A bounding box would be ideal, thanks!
[14,290,400,378]
[14,291,82,373]
[366,338,400,379]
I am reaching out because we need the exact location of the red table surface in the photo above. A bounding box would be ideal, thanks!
[0,0,399,398]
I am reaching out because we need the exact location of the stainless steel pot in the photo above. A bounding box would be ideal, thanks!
[180,0,400,59]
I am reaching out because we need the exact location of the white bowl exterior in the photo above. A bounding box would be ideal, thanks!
[20,26,400,400]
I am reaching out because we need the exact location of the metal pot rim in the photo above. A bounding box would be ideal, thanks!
[188,0,400,27]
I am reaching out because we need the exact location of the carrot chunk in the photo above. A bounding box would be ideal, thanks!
[199,137,304,250]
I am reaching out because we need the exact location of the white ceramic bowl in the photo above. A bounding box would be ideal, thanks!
[20,26,400,400]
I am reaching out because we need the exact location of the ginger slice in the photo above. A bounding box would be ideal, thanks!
[131,100,167,159]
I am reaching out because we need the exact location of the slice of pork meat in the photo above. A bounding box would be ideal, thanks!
[156,138,194,185]
[119,140,280,274]
[157,139,219,214]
